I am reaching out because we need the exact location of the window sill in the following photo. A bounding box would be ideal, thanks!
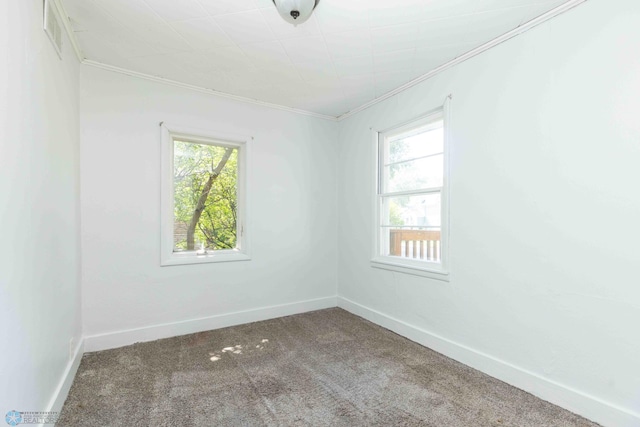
[161,250,250,267]
[371,257,449,281]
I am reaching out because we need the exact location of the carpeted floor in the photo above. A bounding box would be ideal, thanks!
[58,308,599,426]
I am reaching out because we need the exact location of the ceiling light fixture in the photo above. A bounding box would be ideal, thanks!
[272,0,319,26]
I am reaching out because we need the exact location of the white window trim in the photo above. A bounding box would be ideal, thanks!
[160,123,251,267]
[371,100,451,281]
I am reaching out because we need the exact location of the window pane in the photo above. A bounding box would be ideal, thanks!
[381,193,441,262]
[173,140,238,252]
[388,125,443,164]
[381,193,441,227]
[385,154,443,193]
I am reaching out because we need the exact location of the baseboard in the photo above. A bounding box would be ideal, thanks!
[84,296,338,352]
[337,296,640,427]
[44,338,84,426]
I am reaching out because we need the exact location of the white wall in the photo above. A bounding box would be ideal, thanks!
[337,0,640,426]
[80,66,338,348]
[0,0,81,417]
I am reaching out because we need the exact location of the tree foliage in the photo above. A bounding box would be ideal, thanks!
[173,141,238,251]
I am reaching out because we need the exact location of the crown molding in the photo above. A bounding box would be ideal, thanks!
[336,0,588,121]
[52,0,84,63]
[52,0,586,122]
[82,60,338,121]
[53,0,335,120]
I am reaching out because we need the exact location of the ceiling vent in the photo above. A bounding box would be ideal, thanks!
[43,0,63,58]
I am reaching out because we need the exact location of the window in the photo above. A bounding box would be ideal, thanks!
[161,124,249,266]
[372,109,449,279]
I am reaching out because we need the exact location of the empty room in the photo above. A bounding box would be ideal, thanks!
[1,0,639,425]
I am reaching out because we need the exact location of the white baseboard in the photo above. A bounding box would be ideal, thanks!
[84,296,338,352]
[337,296,640,427]
[45,338,84,426]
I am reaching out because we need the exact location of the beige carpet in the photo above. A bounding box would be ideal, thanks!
[58,308,599,426]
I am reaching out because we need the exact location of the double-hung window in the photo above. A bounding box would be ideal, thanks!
[161,124,250,266]
[373,109,449,279]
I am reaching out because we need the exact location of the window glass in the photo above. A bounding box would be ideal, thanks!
[384,154,443,193]
[388,127,443,163]
[173,140,238,253]
[381,193,441,228]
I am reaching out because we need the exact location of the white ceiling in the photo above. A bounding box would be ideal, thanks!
[61,0,571,118]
